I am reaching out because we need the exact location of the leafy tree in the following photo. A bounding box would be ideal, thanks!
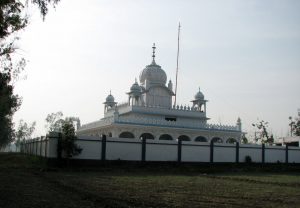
[289,115,300,136]
[252,120,274,145]
[0,0,60,147]
[60,120,82,158]
[45,112,81,133]
[0,71,21,148]
[241,135,248,144]
[45,111,64,132]
[15,119,36,151]
[45,112,82,158]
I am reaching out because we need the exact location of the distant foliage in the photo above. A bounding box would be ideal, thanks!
[289,115,300,137]
[45,111,64,132]
[60,120,82,158]
[241,136,248,144]
[252,120,274,145]
[15,120,36,150]
[45,112,81,133]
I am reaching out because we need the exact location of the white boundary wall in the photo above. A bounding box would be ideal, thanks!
[22,135,300,164]
[214,144,236,163]
[239,145,262,163]
[106,138,141,161]
[182,142,210,162]
[146,140,178,161]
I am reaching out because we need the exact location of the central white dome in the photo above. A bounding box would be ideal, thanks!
[139,61,167,85]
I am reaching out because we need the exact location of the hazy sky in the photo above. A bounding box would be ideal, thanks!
[14,0,300,139]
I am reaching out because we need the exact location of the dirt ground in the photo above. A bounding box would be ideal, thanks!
[1,153,300,208]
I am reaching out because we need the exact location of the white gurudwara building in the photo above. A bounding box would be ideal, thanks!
[77,44,242,143]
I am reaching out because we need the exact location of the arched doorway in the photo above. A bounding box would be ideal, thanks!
[195,136,208,142]
[159,134,173,140]
[140,133,154,140]
[211,137,223,143]
[178,135,190,141]
[226,138,237,144]
[119,132,135,138]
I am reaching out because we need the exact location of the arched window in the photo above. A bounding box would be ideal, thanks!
[195,136,208,142]
[140,133,154,140]
[226,138,237,144]
[178,135,190,141]
[211,137,223,143]
[159,134,173,140]
[119,132,135,138]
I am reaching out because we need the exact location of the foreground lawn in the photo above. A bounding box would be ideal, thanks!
[0,153,300,208]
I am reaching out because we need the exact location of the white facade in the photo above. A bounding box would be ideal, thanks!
[276,136,300,147]
[77,44,242,143]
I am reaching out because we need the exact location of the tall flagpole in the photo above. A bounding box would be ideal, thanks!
[174,22,181,107]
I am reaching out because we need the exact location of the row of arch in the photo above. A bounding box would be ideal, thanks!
[119,132,238,143]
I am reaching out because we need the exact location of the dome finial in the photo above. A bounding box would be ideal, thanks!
[152,43,156,62]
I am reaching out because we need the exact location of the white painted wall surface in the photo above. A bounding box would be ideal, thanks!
[40,140,46,156]
[182,143,210,162]
[239,145,262,163]
[289,147,300,163]
[24,136,300,164]
[36,141,40,156]
[146,141,177,161]
[214,144,236,163]
[106,138,141,161]
[265,147,285,163]
[47,138,58,158]
[73,140,101,160]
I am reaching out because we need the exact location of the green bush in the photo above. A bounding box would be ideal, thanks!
[245,155,252,163]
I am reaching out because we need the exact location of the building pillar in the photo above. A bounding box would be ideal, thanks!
[236,142,239,163]
[285,144,289,164]
[210,140,214,163]
[262,143,265,164]
[141,137,146,162]
[177,139,182,162]
[101,135,106,161]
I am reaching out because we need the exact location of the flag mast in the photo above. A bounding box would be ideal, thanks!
[174,22,181,107]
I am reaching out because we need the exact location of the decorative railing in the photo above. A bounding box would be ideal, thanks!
[115,116,239,132]
[108,102,202,113]
[78,117,114,131]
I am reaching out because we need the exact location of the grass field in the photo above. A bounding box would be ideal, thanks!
[0,153,300,208]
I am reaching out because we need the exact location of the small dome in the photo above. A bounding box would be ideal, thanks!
[130,80,142,93]
[130,80,142,97]
[106,94,115,103]
[139,62,167,85]
[195,88,204,100]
